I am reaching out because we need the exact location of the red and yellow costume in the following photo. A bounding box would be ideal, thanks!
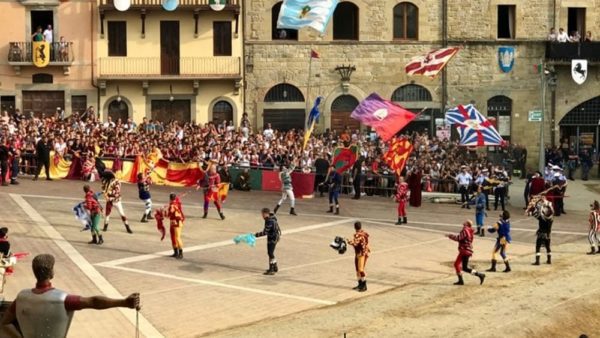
[200,169,225,219]
[395,181,409,224]
[348,230,370,281]
[168,197,184,254]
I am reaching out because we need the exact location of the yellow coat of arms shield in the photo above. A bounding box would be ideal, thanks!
[32,41,50,67]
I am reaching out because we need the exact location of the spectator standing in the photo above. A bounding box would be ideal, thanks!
[570,30,581,43]
[579,149,592,181]
[547,27,557,41]
[407,166,423,207]
[43,25,53,43]
[584,31,592,42]
[33,134,52,181]
[31,27,44,42]
[314,152,329,197]
[556,28,569,42]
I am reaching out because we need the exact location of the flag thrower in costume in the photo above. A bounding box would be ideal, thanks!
[303,96,323,150]
[383,137,413,175]
[350,93,417,141]
[277,0,339,33]
[73,192,103,231]
[233,233,257,247]
[405,47,459,78]
[154,208,166,241]
[445,104,504,146]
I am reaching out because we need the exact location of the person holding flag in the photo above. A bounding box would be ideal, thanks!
[274,159,297,216]
[83,185,103,245]
[101,171,132,234]
[322,164,342,215]
[254,207,281,276]
[137,171,154,223]
[395,175,409,225]
[198,163,225,220]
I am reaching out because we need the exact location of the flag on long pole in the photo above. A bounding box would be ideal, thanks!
[383,138,413,175]
[350,93,417,141]
[303,97,322,149]
[405,47,459,78]
[445,104,504,146]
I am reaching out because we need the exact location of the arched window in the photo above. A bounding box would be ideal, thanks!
[108,99,129,122]
[393,2,418,40]
[212,100,234,124]
[391,84,432,102]
[331,95,360,132]
[263,83,305,131]
[333,2,359,40]
[264,83,304,102]
[272,2,298,40]
[487,95,512,141]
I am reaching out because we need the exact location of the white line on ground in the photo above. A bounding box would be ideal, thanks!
[102,265,336,306]
[9,194,164,338]
[96,218,354,267]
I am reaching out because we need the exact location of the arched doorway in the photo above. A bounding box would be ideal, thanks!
[212,100,233,124]
[108,99,128,122]
[391,84,438,136]
[487,95,512,143]
[559,96,600,155]
[263,83,305,131]
[331,95,360,133]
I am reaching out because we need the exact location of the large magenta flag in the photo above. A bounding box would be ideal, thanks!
[351,93,417,141]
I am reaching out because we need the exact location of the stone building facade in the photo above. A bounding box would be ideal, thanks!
[243,0,600,169]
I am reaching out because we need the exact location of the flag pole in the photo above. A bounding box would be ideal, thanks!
[306,45,314,118]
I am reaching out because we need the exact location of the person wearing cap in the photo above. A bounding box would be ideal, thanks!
[274,159,297,216]
[456,165,472,208]
[447,220,486,285]
[492,167,509,211]
[322,164,342,215]
[474,168,491,210]
[137,171,154,223]
[587,201,600,255]
[0,227,10,257]
[101,171,132,234]
[83,185,103,245]
[347,221,370,292]
[486,210,512,273]
[167,193,184,259]
[0,254,140,338]
[530,194,554,265]
[254,208,281,275]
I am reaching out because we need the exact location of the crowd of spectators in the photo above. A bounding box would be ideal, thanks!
[547,27,593,43]
[0,107,588,195]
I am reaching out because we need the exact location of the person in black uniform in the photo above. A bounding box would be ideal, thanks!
[0,139,9,186]
[8,141,20,185]
[254,207,281,276]
[33,135,52,181]
[314,153,329,197]
[351,156,364,199]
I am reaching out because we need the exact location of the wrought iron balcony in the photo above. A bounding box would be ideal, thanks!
[99,0,239,11]
[7,41,74,75]
[545,41,600,63]
[98,56,241,79]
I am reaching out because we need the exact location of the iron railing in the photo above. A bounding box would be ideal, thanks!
[546,41,600,62]
[8,41,74,63]
[99,0,239,7]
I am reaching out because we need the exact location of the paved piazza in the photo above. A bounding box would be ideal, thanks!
[0,179,590,337]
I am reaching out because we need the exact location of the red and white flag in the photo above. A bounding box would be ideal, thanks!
[405,47,459,78]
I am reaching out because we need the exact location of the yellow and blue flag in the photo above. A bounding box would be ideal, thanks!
[303,96,322,149]
[277,0,339,33]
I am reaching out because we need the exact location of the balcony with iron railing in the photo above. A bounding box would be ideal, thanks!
[7,41,75,75]
[98,56,241,79]
[545,41,600,63]
[99,0,239,11]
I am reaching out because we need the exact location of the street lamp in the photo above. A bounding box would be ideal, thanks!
[538,60,557,173]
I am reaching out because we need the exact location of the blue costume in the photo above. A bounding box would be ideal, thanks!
[486,216,512,272]
[472,192,486,235]
[326,170,342,215]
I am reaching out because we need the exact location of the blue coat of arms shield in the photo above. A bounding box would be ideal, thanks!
[498,46,515,73]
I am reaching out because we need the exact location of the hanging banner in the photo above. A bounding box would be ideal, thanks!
[32,41,50,67]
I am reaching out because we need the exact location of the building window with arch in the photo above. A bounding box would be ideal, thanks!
[333,2,359,40]
[559,96,600,155]
[393,2,418,40]
[391,84,439,136]
[487,95,512,142]
[331,95,360,133]
[212,100,234,124]
[263,83,305,131]
[272,2,298,40]
[108,99,129,123]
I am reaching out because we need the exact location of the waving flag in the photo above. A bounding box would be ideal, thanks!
[405,47,459,78]
[445,104,504,146]
[303,97,322,149]
[277,0,339,33]
[332,145,359,173]
[383,138,413,175]
[233,233,257,247]
[73,202,91,231]
[351,93,417,142]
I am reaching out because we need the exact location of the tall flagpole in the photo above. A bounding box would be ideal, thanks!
[305,45,313,121]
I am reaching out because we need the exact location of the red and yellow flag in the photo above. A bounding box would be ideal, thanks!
[383,137,413,175]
